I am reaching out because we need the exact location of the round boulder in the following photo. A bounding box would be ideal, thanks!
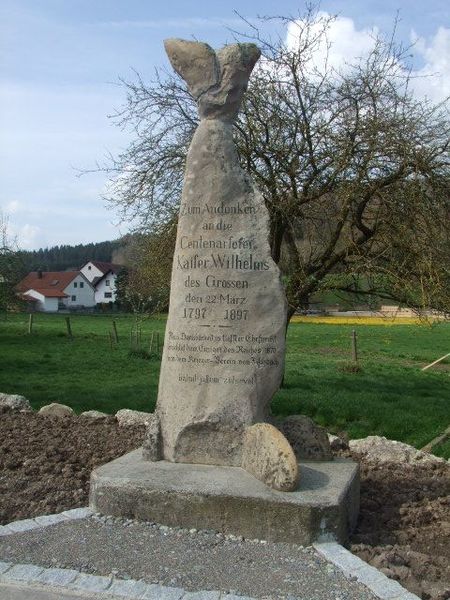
[80,410,109,420]
[278,415,333,461]
[0,393,32,412]
[39,403,75,417]
[241,423,299,491]
[115,409,153,427]
[349,436,447,464]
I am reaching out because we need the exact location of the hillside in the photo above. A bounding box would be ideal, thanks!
[20,240,123,272]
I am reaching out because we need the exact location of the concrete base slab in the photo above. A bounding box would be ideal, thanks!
[89,449,359,544]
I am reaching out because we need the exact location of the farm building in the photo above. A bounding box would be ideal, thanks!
[80,261,121,304]
[16,270,95,312]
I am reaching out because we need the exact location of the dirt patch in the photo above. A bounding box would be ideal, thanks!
[0,408,145,524]
[347,451,450,600]
[0,408,448,600]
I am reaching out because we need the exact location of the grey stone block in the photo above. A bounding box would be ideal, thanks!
[0,526,13,536]
[90,450,359,544]
[0,561,12,575]
[314,542,421,600]
[314,542,366,575]
[181,592,222,600]
[69,572,112,591]
[108,578,149,597]
[4,519,40,533]
[34,514,69,527]
[367,575,419,600]
[60,508,93,520]
[2,563,45,582]
[221,596,255,600]
[141,584,185,599]
[35,567,79,586]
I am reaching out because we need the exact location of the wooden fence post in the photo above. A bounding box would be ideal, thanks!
[112,320,119,343]
[28,314,33,334]
[149,332,154,353]
[351,329,358,363]
[65,316,73,339]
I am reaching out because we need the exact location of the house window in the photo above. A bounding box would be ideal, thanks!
[74,282,78,288]
[105,279,110,287]
[88,266,91,270]
[104,292,112,299]
[71,295,76,301]
[80,281,84,288]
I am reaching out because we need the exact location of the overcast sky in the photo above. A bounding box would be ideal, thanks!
[1,0,449,250]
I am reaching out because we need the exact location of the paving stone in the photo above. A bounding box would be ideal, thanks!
[2,563,45,582]
[4,519,40,533]
[314,543,420,600]
[60,507,93,520]
[226,595,259,600]
[314,542,364,575]
[69,572,112,591]
[0,561,12,575]
[141,584,185,599]
[34,514,69,527]
[182,591,222,600]
[35,567,79,586]
[390,593,422,600]
[107,578,150,597]
[365,575,420,600]
[221,595,255,600]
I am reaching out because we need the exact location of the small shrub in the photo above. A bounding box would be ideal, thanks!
[338,361,363,374]
[127,348,160,361]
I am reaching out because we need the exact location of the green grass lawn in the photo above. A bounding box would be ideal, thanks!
[1,313,449,457]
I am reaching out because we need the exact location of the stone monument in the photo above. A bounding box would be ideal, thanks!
[142,38,297,491]
[90,39,360,543]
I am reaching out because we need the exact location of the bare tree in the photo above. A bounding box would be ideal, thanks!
[102,10,450,320]
[117,219,176,314]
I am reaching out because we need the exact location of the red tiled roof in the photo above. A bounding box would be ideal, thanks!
[16,271,79,294]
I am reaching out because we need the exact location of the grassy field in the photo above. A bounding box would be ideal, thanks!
[0,313,449,457]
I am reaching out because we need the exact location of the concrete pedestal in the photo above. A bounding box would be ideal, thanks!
[89,449,359,545]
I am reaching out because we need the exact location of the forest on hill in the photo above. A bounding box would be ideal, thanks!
[20,240,123,272]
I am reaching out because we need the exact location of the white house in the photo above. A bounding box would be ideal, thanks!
[80,261,121,304]
[17,270,95,312]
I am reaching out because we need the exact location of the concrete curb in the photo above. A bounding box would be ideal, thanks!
[0,509,419,600]
[0,508,93,536]
[314,542,420,600]
[0,560,227,600]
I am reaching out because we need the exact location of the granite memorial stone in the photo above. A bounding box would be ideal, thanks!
[145,39,298,489]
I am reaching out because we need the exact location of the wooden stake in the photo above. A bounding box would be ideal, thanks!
[156,332,160,355]
[351,329,358,363]
[28,313,34,334]
[420,425,450,452]
[421,352,450,371]
[149,332,154,353]
[65,316,73,339]
[112,320,119,343]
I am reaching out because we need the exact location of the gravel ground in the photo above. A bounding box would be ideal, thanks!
[0,516,380,600]
[0,408,448,600]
